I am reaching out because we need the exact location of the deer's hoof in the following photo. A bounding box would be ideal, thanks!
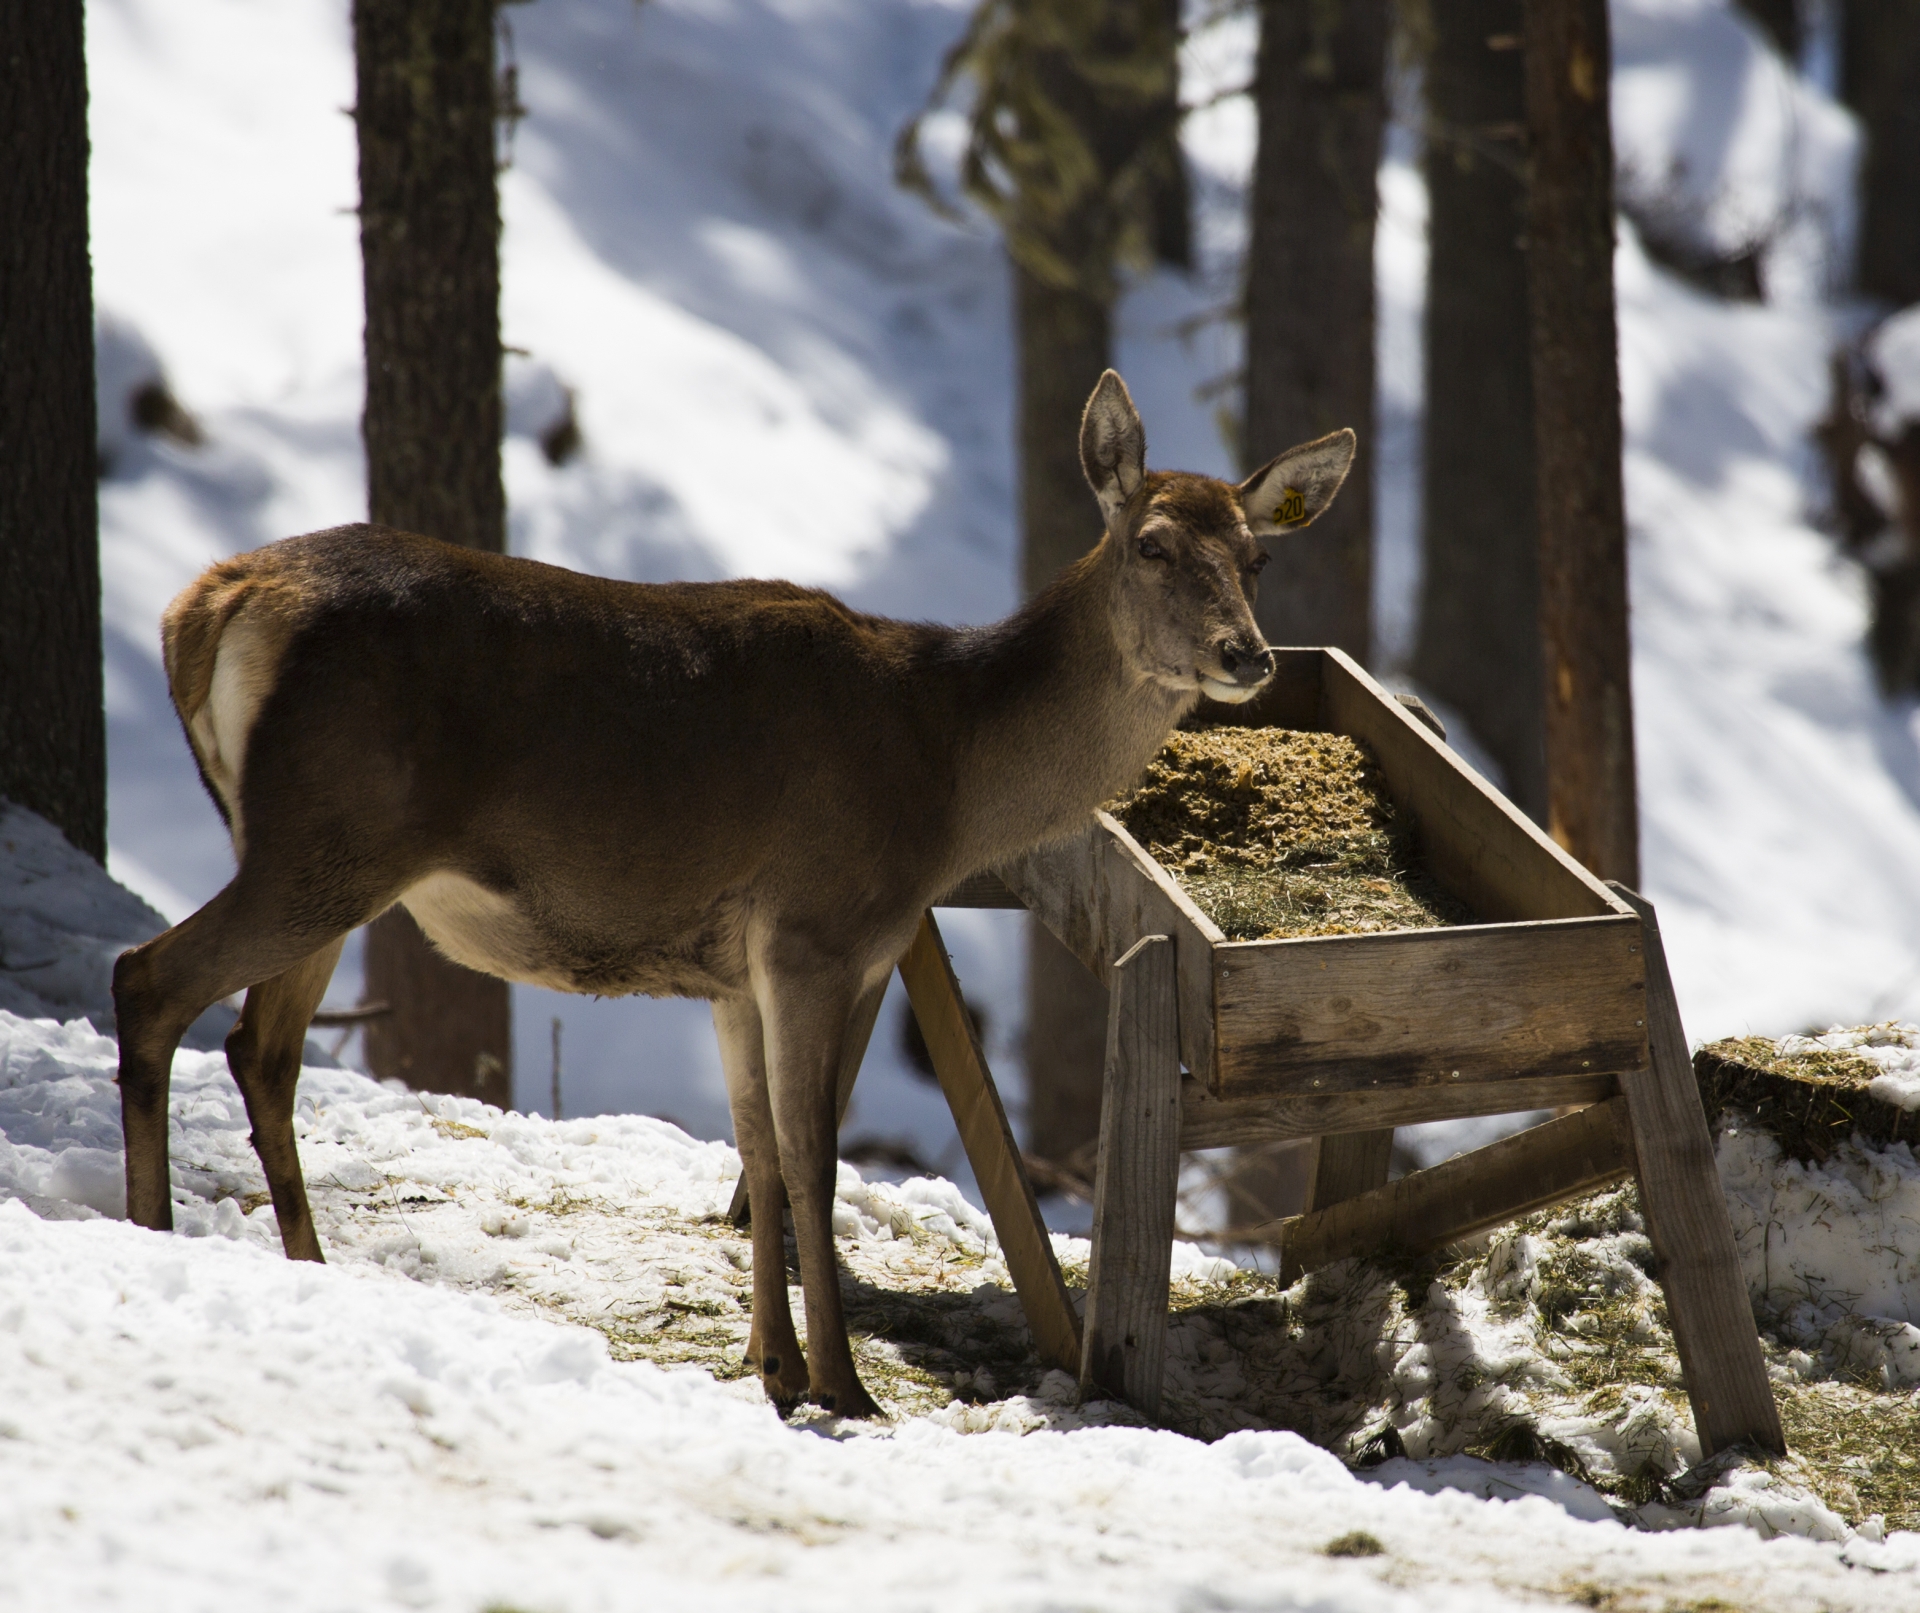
[758,1350,810,1410]
[811,1377,882,1421]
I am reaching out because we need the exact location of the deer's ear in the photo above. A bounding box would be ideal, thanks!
[1080,370,1146,526]
[1239,428,1356,536]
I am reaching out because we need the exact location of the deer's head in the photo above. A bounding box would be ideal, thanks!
[1080,371,1355,705]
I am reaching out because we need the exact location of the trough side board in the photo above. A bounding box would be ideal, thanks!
[1211,914,1649,1100]
[1319,647,1626,924]
[1002,812,1222,1086]
[1178,1070,1620,1148]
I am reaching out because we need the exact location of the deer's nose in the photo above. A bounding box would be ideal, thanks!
[1217,638,1274,687]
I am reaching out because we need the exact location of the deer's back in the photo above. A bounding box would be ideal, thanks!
[174,525,968,997]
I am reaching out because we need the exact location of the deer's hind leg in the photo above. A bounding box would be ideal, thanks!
[224,938,345,1262]
[114,877,369,1235]
[713,994,809,1410]
[759,967,881,1420]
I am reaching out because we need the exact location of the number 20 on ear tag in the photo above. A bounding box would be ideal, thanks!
[1277,487,1306,524]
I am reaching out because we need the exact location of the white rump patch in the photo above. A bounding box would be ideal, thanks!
[188,610,286,860]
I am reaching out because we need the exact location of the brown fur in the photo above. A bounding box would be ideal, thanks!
[113,371,1353,1418]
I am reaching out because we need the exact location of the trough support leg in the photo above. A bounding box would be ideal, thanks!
[899,912,1084,1375]
[728,973,888,1229]
[1608,883,1785,1459]
[1080,934,1182,1417]
[1305,1129,1395,1214]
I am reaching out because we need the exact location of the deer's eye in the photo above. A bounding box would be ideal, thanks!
[1247,551,1271,575]
[1138,536,1166,561]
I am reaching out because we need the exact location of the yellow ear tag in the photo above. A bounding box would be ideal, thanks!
[1276,487,1306,524]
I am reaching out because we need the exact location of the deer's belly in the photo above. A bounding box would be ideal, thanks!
[397,871,744,998]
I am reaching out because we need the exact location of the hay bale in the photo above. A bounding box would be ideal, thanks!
[1693,1033,1920,1162]
[1107,726,1472,940]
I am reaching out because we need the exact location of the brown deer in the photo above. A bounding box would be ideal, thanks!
[114,371,1352,1418]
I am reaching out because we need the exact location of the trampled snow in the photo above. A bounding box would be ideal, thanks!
[5,1000,1920,1610]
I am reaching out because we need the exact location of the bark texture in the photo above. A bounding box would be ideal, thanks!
[1017,265,1113,595]
[1413,3,1546,820]
[1242,0,1387,661]
[0,1,105,860]
[1842,0,1920,307]
[354,0,512,1105]
[1524,0,1640,884]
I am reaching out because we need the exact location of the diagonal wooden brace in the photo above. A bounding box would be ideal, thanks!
[899,911,1084,1375]
[1608,883,1785,1458]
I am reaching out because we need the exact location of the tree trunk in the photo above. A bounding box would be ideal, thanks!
[1842,0,1920,308]
[353,0,512,1108]
[1524,0,1640,885]
[1412,3,1546,820]
[1016,264,1112,595]
[1736,0,1801,60]
[0,1,104,861]
[1007,1,1186,1168]
[1015,262,1115,1163]
[1242,0,1387,662]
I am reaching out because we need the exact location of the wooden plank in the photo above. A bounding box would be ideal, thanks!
[1305,1129,1394,1212]
[729,972,890,1227]
[1321,647,1624,924]
[899,911,1083,1374]
[1273,1096,1636,1281]
[1179,1070,1618,1149]
[1608,884,1785,1459]
[934,870,1023,908]
[1213,914,1647,1098]
[1081,935,1182,1416]
[1002,812,1221,1087]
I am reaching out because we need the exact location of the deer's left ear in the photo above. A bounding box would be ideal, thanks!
[1080,370,1146,528]
[1239,428,1356,536]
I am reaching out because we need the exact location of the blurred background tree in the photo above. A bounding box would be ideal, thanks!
[0,0,104,863]
[900,0,1190,1168]
[353,0,515,1106]
[1412,1,1547,824]
[1241,0,1387,662]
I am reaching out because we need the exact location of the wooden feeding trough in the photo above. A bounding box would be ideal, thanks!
[743,648,1783,1457]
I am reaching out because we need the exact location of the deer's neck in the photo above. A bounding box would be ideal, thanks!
[935,540,1194,873]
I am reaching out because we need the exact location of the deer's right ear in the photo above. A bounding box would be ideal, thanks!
[1080,370,1146,527]
[1239,428,1356,536]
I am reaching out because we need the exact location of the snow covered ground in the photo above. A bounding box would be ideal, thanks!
[7,993,1920,1610]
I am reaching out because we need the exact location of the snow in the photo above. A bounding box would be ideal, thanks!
[0,799,230,1051]
[5,1000,1920,1610]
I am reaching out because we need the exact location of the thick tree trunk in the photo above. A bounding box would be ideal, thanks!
[1242,0,1387,661]
[0,1,104,861]
[1412,3,1546,820]
[354,0,512,1108]
[1842,0,1920,308]
[1524,0,1640,885]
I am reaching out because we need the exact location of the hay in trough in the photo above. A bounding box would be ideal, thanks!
[1108,726,1472,940]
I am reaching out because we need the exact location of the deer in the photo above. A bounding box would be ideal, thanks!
[113,371,1353,1419]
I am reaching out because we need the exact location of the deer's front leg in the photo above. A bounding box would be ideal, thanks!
[712,996,808,1410]
[760,975,881,1420]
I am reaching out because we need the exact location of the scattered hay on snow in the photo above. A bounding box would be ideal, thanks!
[7,1008,1920,1551]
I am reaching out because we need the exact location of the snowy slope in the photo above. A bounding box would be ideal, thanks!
[84,0,1920,1155]
[7,1006,1920,1609]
